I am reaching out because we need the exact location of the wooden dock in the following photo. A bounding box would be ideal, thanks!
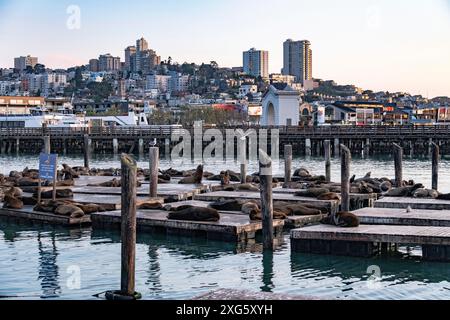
[375,197,450,210]
[291,224,450,261]
[353,207,450,227]
[0,206,91,227]
[194,191,339,214]
[164,200,326,229]
[91,209,285,242]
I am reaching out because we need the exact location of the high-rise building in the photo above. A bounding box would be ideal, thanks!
[124,46,136,72]
[282,39,312,84]
[135,38,149,72]
[140,49,161,74]
[14,55,38,71]
[98,54,121,72]
[243,48,269,79]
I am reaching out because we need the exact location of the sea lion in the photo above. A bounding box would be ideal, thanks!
[321,212,360,228]
[209,200,245,211]
[236,184,259,192]
[413,188,439,199]
[167,206,220,222]
[293,168,310,178]
[20,196,38,206]
[3,195,24,209]
[62,164,80,179]
[317,192,341,201]
[437,193,450,201]
[384,183,424,197]
[5,187,23,198]
[137,202,164,210]
[284,204,322,216]
[295,188,330,198]
[35,189,73,199]
[88,178,122,188]
[380,181,392,192]
[74,203,105,214]
[179,165,204,184]
[55,204,85,218]
[16,177,39,187]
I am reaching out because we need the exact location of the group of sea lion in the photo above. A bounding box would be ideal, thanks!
[33,200,105,218]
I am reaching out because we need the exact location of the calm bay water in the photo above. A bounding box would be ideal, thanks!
[1,154,450,300]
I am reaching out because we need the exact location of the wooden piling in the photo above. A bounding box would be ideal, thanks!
[432,142,440,191]
[83,135,90,169]
[149,147,159,198]
[284,145,292,183]
[324,140,331,182]
[240,138,247,184]
[120,153,138,297]
[340,144,351,213]
[259,149,274,251]
[393,143,403,188]
[43,136,51,154]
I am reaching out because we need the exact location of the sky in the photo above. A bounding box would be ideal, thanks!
[0,0,449,97]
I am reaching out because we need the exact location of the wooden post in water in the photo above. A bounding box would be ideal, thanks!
[340,144,351,213]
[284,145,292,183]
[44,136,51,154]
[324,140,331,182]
[432,142,440,191]
[240,137,247,184]
[259,149,274,251]
[120,153,138,297]
[149,147,159,198]
[83,135,90,169]
[393,143,403,188]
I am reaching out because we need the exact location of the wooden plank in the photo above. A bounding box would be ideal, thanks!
[375,197,450,210]
[291,224,450,246]
[0,206,91,226]
[91,210,284,242]
[353,207,450,227]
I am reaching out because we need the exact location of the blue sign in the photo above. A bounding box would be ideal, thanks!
[39,153,58,181]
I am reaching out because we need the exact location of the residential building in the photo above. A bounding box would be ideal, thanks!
[243,48,269,79]
[14,55,38,71]
[146,74,171,93]
[169,72,190,93]
[238,84,258,98]
[282,39,312,84]
[140,49,161,74]
[0,96,45,114]
[124,46,136,72]
[98,54,121,72]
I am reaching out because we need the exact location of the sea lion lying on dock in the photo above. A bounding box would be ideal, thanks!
[16,177,39,187]
[223,183,260,192]
[317,192,341,201]
[55,204,85,218]
[412,188,439,199]
[3,194,24,209]
[437,193,450,201]
[167,205,220,222]
[179,165,204,184]
[383,184,424,197]
[62,164,80,180]
[33,189,73,199]
[20,196,38,206]
[295,188,330,198]
[321,212,360,228]
[208,199,247,211]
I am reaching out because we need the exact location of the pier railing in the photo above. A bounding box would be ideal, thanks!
[1,124,450,139]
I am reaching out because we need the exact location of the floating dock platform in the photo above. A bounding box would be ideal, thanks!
[353,207,450,227]
[375,197,450,210]
[91,209,285,242]
[0,206,91,227]
[291,224,450,262]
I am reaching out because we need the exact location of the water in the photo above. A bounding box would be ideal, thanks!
[1,153,450,300]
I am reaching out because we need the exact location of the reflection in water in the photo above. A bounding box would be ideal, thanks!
[261,250,274,293]
[37,233,61,299]
[147,245,162,293]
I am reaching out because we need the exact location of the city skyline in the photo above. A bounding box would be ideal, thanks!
[1,0,449,97]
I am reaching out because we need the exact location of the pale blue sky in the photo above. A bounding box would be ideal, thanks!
[0,0,449,97]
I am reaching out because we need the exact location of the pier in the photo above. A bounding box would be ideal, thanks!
[2,124,450,156]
